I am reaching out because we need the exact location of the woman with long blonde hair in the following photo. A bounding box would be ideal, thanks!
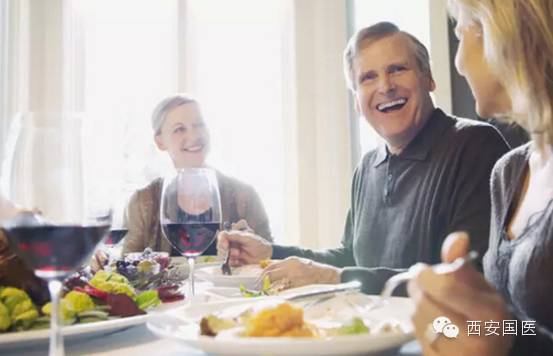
[409,0,553,354]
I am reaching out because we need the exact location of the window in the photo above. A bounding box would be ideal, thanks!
[184,0,286,239]
[1,0,362,249]
[80,0,178,221]
[79,0,287,239]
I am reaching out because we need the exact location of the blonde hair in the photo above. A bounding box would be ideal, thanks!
[448,0,553,146]
[151,94,198,135]
[343,22,432,91]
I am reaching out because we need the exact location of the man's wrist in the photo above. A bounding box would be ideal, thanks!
[327,266,342,284]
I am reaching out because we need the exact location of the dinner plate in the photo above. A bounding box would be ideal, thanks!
[0,300,184,348]
[147,291,415,355]
[203,283,364,300]
[195,264,262,289]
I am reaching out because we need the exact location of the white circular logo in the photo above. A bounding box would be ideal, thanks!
[432,316,452,333]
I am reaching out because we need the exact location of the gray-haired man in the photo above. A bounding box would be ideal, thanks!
[218,22,509,294]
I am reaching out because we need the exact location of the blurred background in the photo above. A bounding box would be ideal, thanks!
[0,0,502,250]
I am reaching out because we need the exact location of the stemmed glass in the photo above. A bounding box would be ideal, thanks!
[160,168,222,297]
[1,112,112,356]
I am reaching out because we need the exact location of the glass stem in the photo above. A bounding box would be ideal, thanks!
[48,279,65,356]
[188,257,195,297]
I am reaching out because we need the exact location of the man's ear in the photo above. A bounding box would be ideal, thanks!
[154,134,166,151]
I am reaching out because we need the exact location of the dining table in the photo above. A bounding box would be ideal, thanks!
[0,281,423,356]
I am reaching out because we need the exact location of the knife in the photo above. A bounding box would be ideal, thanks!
[281,280,362,301]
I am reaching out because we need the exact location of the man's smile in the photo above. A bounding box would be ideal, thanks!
[376,98,407,113]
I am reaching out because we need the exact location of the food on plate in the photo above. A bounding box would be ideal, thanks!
[199,298,407,339]
[102,248,185,292]
[0,301,9,331]
[0,246,185,334]
[326,317,369,336]
[0,287,39,331]
[243,303,317,337]
[134,290,161,310]
[42,290,105,325]
[200,314,238,336]
[259,259,272,269]
[239,276,273,298]
[89,271,136,297]
[0,268,174,333]
[200,302,316,338]
[112,248,169,283]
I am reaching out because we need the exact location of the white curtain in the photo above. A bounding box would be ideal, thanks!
[0,0,85,218]
[181,0,352,248]
[0,0,450,249]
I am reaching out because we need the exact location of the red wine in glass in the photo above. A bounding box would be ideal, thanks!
[162,222,219,257]
[5,112,113,356]
[160,168,222,298]
[105,229,127,245]
[4,224,110,279]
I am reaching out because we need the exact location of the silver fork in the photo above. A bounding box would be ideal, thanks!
[221,222,232,276]
[364,251,479,313]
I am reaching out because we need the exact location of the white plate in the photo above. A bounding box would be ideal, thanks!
[202,287,244,299]
[0,301,184,348]
[195,264,262,289]
[203,283,366,300]
[147,292,415,355]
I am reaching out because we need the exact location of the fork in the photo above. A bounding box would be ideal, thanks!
[221,222,232,276]
[364,251,479,313]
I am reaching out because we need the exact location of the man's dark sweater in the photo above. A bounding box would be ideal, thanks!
[272,109,510,294]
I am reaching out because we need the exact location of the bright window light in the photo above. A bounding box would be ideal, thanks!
[79,0,286,239]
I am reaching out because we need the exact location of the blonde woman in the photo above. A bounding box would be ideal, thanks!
[409,0,553,355]
[122,94,272,255]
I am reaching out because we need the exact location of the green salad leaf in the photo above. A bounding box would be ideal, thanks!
[0,302,10,331]
[335,317,370,335]
[134,290,161,310]
[239,276,272,298]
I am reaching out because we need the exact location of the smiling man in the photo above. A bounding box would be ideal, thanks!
[347,25,435,155]
[218,22,510,294]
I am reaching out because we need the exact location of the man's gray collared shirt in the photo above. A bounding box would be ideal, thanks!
[273,109,510,292]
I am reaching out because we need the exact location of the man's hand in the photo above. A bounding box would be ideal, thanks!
[260,257,341,290]
[217,229,272,266]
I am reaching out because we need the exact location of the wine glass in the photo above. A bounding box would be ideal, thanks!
[97,200,129,261]
[1,112,112,356]
[160,168,222,297]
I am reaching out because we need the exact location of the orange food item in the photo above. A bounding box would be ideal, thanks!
[243,303,316,338]
[259,259,272,269]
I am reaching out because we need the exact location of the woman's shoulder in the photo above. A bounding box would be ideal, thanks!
[216,170,256,196]
[129,177,164,203]
[492,142,531,182]
[490,143,531,208]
